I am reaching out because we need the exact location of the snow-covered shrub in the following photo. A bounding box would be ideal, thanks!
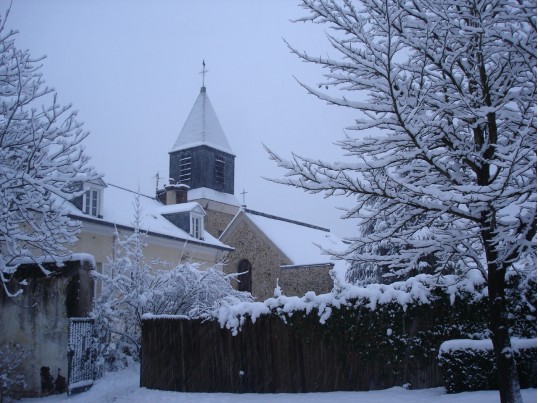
[0,344,28,402]
[438,339,537,393]
[92,197,252,372]
[209,272,535,387]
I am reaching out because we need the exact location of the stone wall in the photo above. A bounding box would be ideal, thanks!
[203,209,236,239]
[0,260,94,396]
[278,264,333,296]
[222,220,290,300]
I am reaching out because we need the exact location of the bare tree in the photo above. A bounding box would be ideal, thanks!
[0,12,100,296]
[268,1,536,401]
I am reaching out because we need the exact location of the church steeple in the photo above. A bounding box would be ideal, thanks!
[170,85,235,156]
[169,73,235,196]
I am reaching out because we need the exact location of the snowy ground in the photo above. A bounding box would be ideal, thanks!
[20,366,537,403]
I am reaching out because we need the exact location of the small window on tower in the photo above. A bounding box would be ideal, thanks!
[179,156,192,184]
[215,156,225,185]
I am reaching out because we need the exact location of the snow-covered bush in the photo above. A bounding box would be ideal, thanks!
[92,196,252,372]
[438,339,537,393]
[0,344,28,402]
[212,272,535,379]
[146,275,536,391]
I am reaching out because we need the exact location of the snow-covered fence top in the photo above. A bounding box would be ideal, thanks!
[143,272,487,335]
[211,272,487,334]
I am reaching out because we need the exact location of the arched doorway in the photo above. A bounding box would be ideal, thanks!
[237,259,252,293]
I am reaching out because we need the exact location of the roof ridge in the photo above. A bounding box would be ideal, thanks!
[244,208,330,232]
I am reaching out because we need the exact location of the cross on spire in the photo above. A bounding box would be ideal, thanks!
[200,60,209,88]
[240,189,248,206]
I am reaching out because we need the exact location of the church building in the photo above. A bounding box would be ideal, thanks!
[161,82,347,300]
[66,78,346,300]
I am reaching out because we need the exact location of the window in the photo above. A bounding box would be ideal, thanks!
[215,156,225,185]
[190,215,203,240]
[83,188,101,217]
[179,156,192,183]
[237,259,252,293]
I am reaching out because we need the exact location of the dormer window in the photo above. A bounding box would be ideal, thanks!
[81,182,105,218]
[83,189,99,216]
[190,213,204,240]
[160,202,206,241]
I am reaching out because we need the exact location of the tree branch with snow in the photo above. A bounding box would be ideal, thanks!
[268,1,536,402]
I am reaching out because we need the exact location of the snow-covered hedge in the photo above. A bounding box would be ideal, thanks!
[215,272,490,335]
[209,272,535,386]
[214,272,535,340]
[438,338,537,393]
[143,271,536,390]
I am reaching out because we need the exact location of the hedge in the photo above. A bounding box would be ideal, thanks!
[438,338,537,393]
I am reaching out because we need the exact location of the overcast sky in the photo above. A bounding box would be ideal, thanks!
[6,0,360,237]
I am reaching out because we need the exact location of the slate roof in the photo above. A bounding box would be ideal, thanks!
[170,87,235,156]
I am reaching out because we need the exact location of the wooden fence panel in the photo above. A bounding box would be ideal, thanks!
[140,315,442,393]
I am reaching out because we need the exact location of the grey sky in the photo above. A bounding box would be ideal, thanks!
[6,0,359,237]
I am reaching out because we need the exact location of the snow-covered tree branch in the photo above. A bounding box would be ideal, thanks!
[0,11,100,297]
[269,1,536,402]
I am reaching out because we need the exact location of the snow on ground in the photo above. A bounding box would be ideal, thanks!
[19,366,537,403]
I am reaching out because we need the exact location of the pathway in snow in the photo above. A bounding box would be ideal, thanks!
[19,366,537,403]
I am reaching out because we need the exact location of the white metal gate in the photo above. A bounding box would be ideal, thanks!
[67,318,95,395]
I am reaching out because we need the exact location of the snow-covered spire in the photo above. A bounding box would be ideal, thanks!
[170,84,235,156]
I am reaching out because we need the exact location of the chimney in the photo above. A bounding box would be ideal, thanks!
[163,183,190,205]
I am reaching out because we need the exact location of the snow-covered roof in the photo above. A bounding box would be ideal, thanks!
[66,183,230,250]
[236,209,347,273]
[155,202,205,216]
[170,87,235,156]
[188,187,241,207]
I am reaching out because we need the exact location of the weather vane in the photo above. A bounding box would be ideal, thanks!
[200,60,209,87]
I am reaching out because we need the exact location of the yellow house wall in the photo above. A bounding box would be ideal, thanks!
[70,222,229,275]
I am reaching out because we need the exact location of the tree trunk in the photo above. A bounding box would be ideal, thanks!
[484,229,523,403]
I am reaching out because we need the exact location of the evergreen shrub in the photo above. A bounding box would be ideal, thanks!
[438,339,537,393]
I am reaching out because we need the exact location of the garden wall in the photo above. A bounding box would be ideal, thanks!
[0,258,94,396]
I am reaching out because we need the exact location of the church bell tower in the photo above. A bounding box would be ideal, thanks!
[168,66,240,237]
[169,85,235,195]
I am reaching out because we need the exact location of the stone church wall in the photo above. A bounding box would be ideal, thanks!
[278,264,333,296]
[203,209,236,239]
[222,221,289,300]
